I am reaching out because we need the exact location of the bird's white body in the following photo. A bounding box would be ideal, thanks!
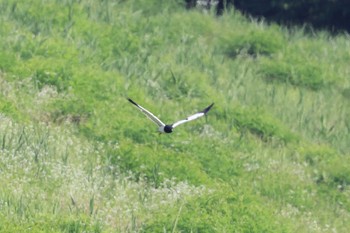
[158,125,167,133]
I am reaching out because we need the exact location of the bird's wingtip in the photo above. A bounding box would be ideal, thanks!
[127,98,138,106]
[203,102,214,114]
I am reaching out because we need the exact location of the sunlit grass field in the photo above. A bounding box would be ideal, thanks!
[0,0,349,232]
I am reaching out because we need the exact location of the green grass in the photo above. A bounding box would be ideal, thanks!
[0,0,349,232]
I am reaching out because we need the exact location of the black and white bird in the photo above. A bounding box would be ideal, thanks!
[128,98,214,134]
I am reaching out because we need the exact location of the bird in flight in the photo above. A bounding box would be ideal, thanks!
[127,98,214,133]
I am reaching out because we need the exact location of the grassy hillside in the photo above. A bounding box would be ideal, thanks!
[0,0,349,232]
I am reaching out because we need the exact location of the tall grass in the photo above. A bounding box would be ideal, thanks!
[0,0,349,232]
[0,116,211,232]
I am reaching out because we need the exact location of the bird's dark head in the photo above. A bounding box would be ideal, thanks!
[164,125,173,133]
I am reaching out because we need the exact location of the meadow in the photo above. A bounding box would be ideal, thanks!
[0,0,349,232]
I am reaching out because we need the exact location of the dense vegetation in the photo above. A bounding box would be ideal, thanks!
[187,0,350,32]
[0,0,349,232]
[231,0,350,32]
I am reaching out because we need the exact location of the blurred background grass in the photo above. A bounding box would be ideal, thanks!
[0,0,349,232]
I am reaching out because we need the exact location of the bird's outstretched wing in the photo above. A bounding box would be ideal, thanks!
[127,98,165,127]
[172,103,214,128]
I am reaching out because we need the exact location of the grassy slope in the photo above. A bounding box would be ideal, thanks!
[0,0,349,232]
